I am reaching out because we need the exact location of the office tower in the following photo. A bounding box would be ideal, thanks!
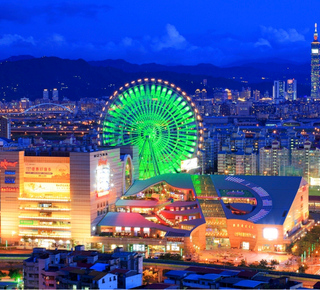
[273,81,286,104]
[201,88,207,99]
[240,87,251,100]
[287,79,297,101]
[0,116,10,139]
[253,89,260,101]
[237,100,252,116]
[311,23,320,100]
[291,141,320,181]
[43,89,49,100]
[20,97,30,109]
[259,141,289,176]
[52,88,59,101]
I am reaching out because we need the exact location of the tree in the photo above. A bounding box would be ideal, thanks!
[270,259,279,269]
[258,259,269,269]
[239,259,247,267]
[298,264,308,273]
[8,269,22,281]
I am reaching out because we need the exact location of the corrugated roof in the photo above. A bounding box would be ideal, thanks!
[234,280,265,288]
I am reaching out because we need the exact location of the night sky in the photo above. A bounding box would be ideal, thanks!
[0,0,318,65]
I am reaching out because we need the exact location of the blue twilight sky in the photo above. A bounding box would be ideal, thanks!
[0,0,318,66]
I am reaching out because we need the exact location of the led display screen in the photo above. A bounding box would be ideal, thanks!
[24,182,70,195]
[25,162,70,180]
[95,160,110,197]
[263,228,278,240]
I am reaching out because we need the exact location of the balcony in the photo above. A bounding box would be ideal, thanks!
[19,233,71,238]
[19,225,71,229]
[19,197,70,202]
[19,215,70,220]
[20,206,70,211]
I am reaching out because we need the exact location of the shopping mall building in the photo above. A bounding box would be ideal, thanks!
[0,145,138,248]
[0,145,311,254]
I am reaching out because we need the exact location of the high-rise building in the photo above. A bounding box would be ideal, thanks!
[311,23,320,100]
[218,150,257,175]
[43,89,49,100]
[52,88,59,101]
[259,141,289,176]
[291,141,320,181]
[273,81,286,104]
[287,79,297,101]
[0,116,10,139]
[253,89,260,101]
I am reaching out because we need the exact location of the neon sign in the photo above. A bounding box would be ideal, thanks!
[0,159,18,169]
[96,158,110,197]
[5,177,15,184]
[1,187,19,192]
[98,158,108,166]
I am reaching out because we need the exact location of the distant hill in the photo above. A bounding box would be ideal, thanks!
[0,56,311,101]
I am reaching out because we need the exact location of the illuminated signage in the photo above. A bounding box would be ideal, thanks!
[181,158,198,171]
[95,158,110,197]
[5,170,16,175]
[312,48,319,54]
[0,159,18,169]
[25,162,70,180]
[310,177,320,186]
[24,182,70,194]
[5,177,15,184]
[263,228,278,240]
[1,187,19,192]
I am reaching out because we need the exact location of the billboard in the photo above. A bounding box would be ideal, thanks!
[25,162,70,180]
[310,177,320,186]
[24,182,70,195]
[181,158,198,171]
[95,159,110,197]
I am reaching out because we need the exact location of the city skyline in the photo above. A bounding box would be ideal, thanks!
[0,0,319,65]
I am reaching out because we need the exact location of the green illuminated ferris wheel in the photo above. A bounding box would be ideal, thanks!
[99,78,203,180]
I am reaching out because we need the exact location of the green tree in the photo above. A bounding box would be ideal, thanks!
[8,269,22,281]
[258,259,269,269]
[239,259,247,267]
[298,264,308,273]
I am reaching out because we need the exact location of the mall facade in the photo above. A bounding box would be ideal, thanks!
[0,145,138,248]
[0,146,311,254]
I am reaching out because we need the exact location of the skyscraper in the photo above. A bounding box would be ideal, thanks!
[52,88,59,101]
[287,79,297,101]
[43,89,49,100]
[311,23,320,100]
[273,80,285,104]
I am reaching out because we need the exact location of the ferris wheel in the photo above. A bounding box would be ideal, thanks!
[99,78,203,180]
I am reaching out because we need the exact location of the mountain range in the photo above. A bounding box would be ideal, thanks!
[0,56,311,101]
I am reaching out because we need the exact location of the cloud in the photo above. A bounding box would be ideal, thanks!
[0,34,35,46]
[261,26,305,43]
[153,24,188,51]
[254,38,272,48]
